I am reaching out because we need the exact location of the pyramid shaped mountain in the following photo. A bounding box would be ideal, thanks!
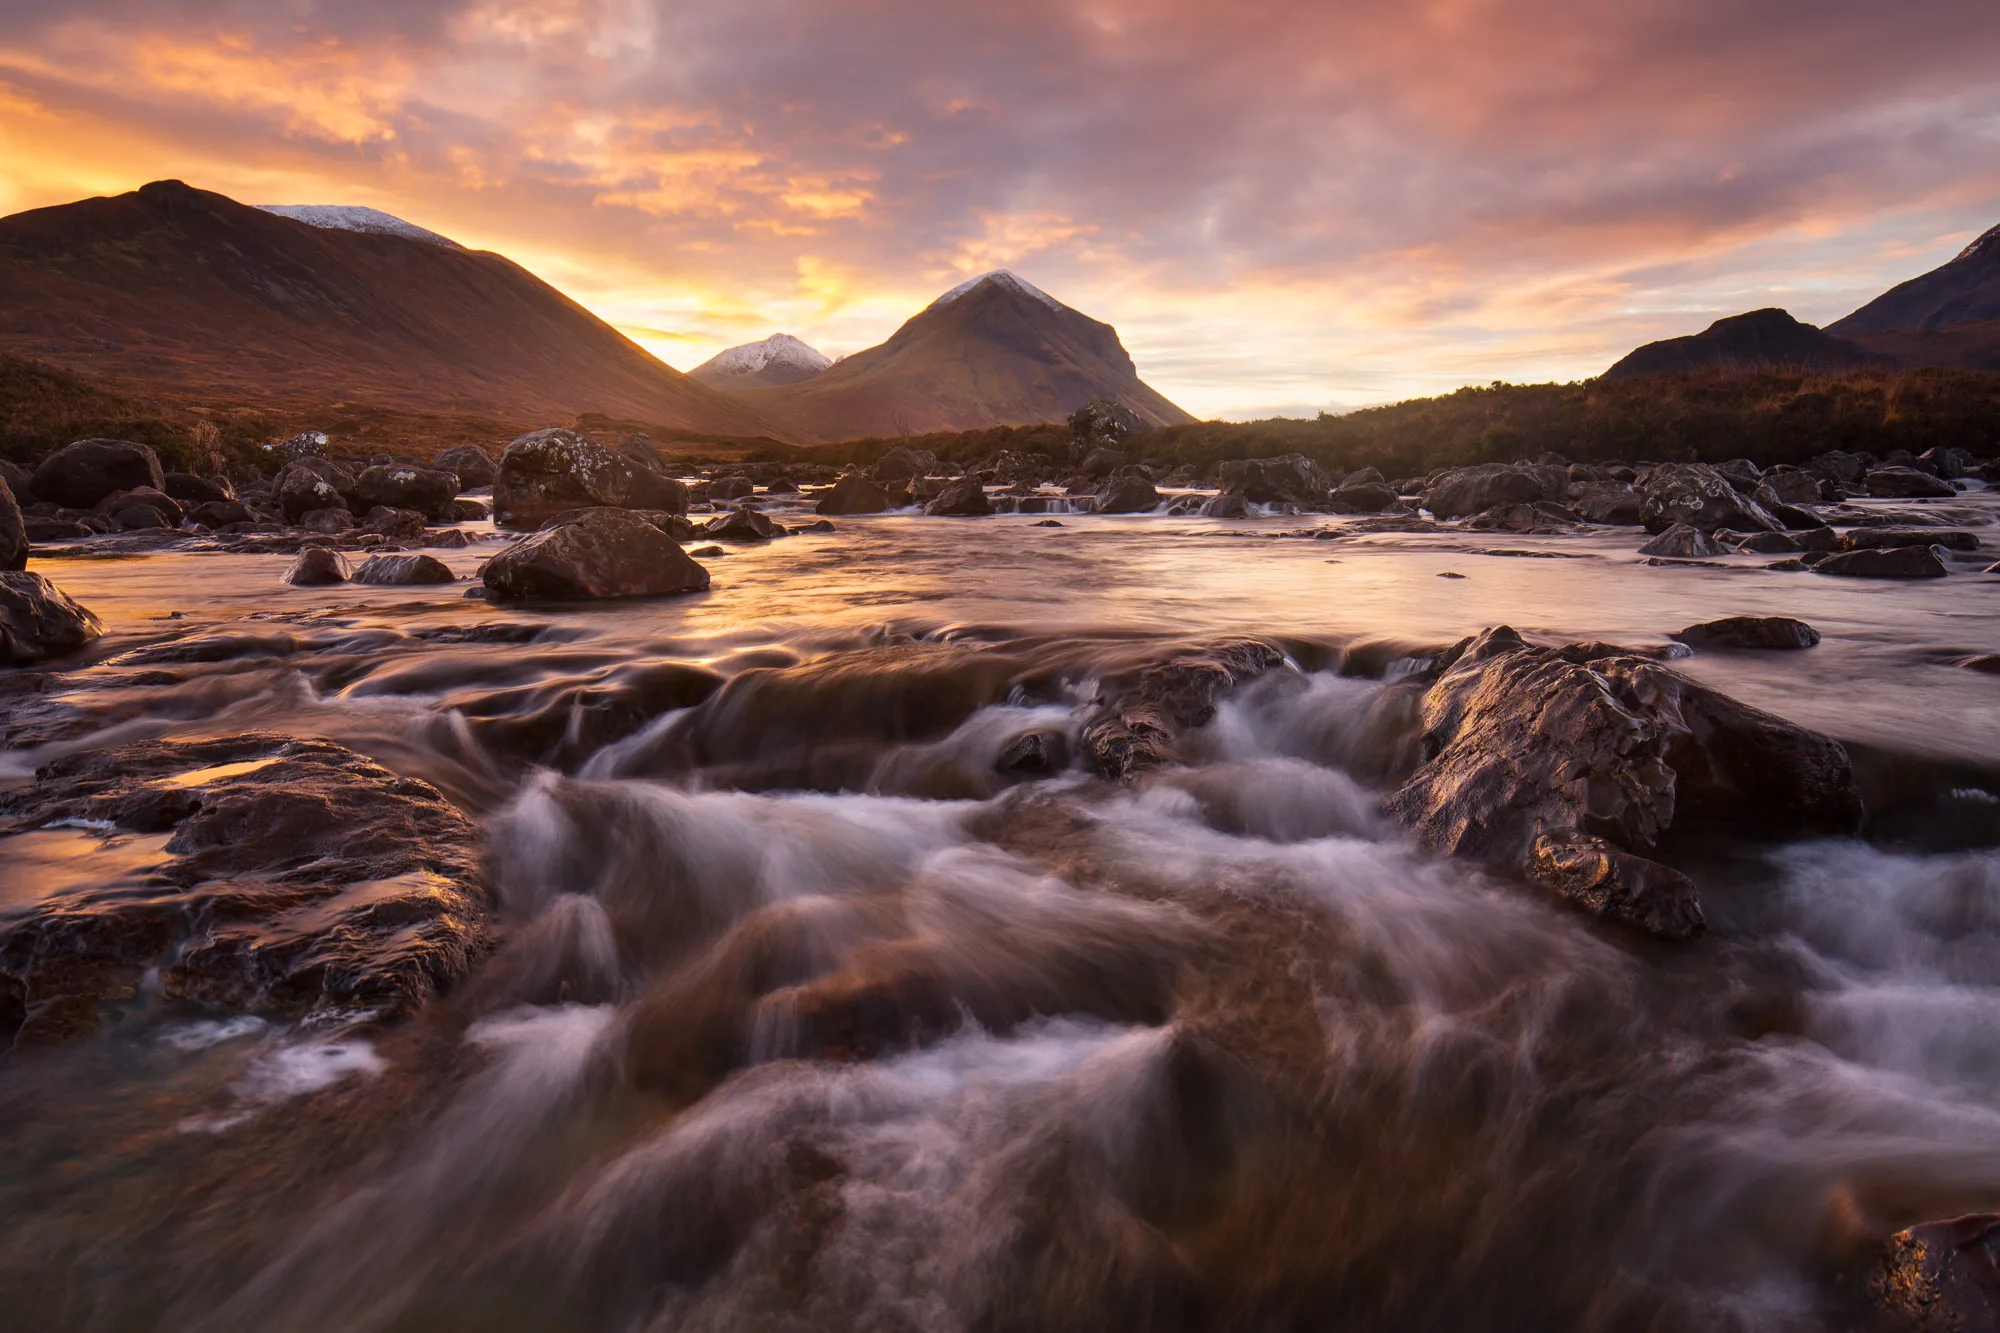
[689,333,831,389]
[1823,222,2000,373]
[734,271,1195,441]
[0,181,778,435]
[1602,308,1891,380]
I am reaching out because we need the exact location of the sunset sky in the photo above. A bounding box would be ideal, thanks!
[2,0,1999,419]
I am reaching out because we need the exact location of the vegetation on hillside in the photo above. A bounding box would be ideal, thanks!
[0,354,267,474]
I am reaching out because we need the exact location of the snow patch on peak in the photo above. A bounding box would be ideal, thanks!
[929,270,1065,313]
[696,333,832,379]
[1957,221,2000,263]
[258,205,461,248]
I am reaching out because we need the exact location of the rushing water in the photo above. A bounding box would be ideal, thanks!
[2,493,1999,1331]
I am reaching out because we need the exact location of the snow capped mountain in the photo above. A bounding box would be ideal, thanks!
[689,332,831,389]
[257,205,460,248]
[928,270,1065,313]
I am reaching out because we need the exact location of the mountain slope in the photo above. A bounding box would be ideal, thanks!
[689,333,831,389]
[738,271,1195,442]
[257,204,462,248]
[0,181,779,436]
[1602,308,1891,380]
[1830,223,2000,336]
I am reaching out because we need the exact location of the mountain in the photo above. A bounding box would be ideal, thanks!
[1829,223,2000,336]
[1602,308,1891,380]
[0,180,778,436]
[689,333,831,389]
[735,271,1195,441]
[257,204,462,248]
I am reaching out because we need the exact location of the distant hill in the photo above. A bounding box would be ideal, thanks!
[1830,223,2000,336]
[1602,308,1891,380]
[689,333,831,389]
[736,271,1195,442]
[0,180,779,437]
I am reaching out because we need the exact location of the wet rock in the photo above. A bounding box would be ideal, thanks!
[1200,493,1251,519]
[1573,485,1644,526]
[1424,463,1551,520]
[1068,397,1142,460]
[924,477,994,517]
[446,497,490,522]
[483,506,710,601]
[425,528,473,549]
[1639,462,1780,533]
[1083,640,1289,779]
[1866,467,1958,499]
[111,504,171,531]
[0,474,25,570]
[705,507,779,542]
[189,499,252,528]
[1843,527,1981,552]
[493,428,689,529]
[433,444,496,489]
[1768,501,1832,530]
[1637,524,1727,558]
[285,547,351,585]
[0,571,104,665]
[360,505,427,540]
[162,472,233,504]
[99,485,184,525]
[997,728,1071,779]
[709,476,754,502]
[1386,626,1860,938]
[1219,455,1333,507]
[815,474,894,515]
[1755,469,1823,507]
[352,553,455,585]
[1079,448,1131,478]
[1737,531,1803,554]
[1863,1214,2000,1333]
[1334,480,1399,513]
[872,446,939,482]
[0,735,490,1043]
[1464,501,1581,533]
[1815,546,1951,579]
[1096,470,1161,514]
[22,518,94,542]
[765,477,799,495]
[354,464,460,520]
[0,458,33,503]
[29,438,165,509]
[1673,616,1821,650]
[298,507,355,534]
[276,464,353,522]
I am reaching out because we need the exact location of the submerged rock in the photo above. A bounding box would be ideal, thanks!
[482,506,709,601]
[1082,640,1289,779]
[0,735,490,1045]
[1673,616,1822,650]
[1815,546,1951,580]
[1637,524,1727,558]
[0,571,104,665]
[285,547,351,586]
[29,438,165,509]
[352,553,456,586]
[1385,627,1860,938]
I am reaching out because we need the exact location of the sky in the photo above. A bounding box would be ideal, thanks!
[2,1,1999,420]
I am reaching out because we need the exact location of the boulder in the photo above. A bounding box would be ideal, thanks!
[433,444,496,489]
[1572,485,1645,526]
[1219,455,1332,506]
[1842,527,1981,552]
[0,475,25,570]
[815,474,894,515]
[0,458,33,503]
[708,476,755,502]
[298,508,355,534]
[1866,467,1958,499]
[352,553,455,585]
[0,571,103,665]
[353,464,460,520]
[705,507,779,542]
[1079,448,1131,479]
[1334,480,1399,513]
[872,447,939,482]
[1423,463,1550,520]
[276,464,353,522]
[1673,616,1821,650]
[482,507,710,601]
[1464,501,1581,533]
[96,486,183,528]
[29,438,165,509]
[1737,532,1802,554]
[492,428,689,529]
[1096,471,1161,514]
[264,430,329,463]
[285,547,351,586]
[111,504,171,531]
[1385,627,1860,938]
[0,735,490,1044]
[1714,458,1762,491]
[190,500,253,529]
[446,497,491,522]
[924,477,994,517]
[162,472,234,504]
[1639,462,1780,533]
[1200,493,1251,519]
[1082,640,1289,779]
[1755,469,1822,507]
[1067,397,1143,461]
[1861,1214,2000,1333]
[360,506,427,540]
[1637,524,1727,558]
[1814,546,1951,579]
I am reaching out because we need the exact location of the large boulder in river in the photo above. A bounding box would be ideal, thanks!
[1673,616,1821,650]
[1637,523,1726,558]
[29,438,164,509]
[1082,640,1289,779]
[1639,462,1780,533]
[1385,627,1860,938]
[492,428,689,529]
[0,474,25,570]
[1067,397,1143,462]
[483,506,710,601]
[705,507,779,542]
[1865,467,1957,499]
[872,446,939,482]
[1423,463,1552,520]
[0,571,103,664]
[1814,545,1951,579]
[285,547,351,586]
[816,474,894,515]
[1096,470,1161,514]
[1573,484,1644,526]
[0,735,491,1045]
[1200,493,1251,519]
[924,477,994,517]
[353,464,460,520]
[276,463,354,522]
[1861,1214,2000,1333]
[1219,455,1331,506]
[433,444,496,489]
[162,472,234,504]
[352,553,455,586]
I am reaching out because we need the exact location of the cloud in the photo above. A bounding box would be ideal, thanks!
[1,0,1999,409]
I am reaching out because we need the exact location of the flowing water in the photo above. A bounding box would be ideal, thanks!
[3,495,2000,1331]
